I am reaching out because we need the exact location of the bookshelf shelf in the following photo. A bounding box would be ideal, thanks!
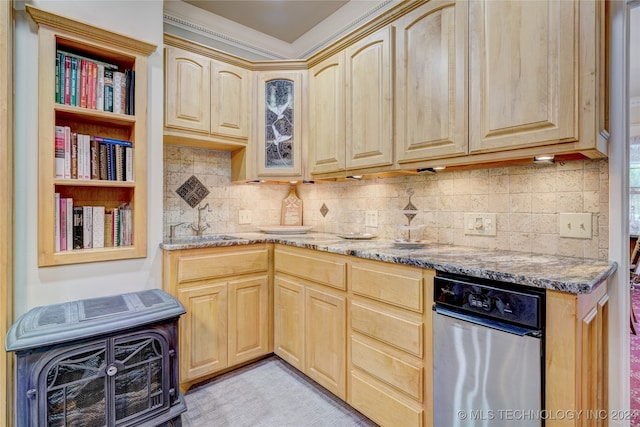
[27,5,155,267]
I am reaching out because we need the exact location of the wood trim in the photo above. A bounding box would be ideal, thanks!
[26,5,156,55]
[0,0,13,425]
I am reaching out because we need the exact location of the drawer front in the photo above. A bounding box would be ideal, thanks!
[351,260,424,312]
[275,247,346,290]
[178,247,268,283]
[351,301,423,357]
[350,371,423,427]
[351,336,422,401]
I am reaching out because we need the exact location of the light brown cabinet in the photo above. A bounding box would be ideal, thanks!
[546,284,609,427]
[308,52,346,174]
[164,37,252,151]
[274,246,347,399]
[162,244,271,391]
[395,0,468,164]
[345,26,394,171]
[28,5,153,267]
[348,258,434,427]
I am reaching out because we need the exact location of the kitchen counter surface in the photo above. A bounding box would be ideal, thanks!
[160,232,618,294]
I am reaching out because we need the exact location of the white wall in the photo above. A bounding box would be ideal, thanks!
[14,0,164,316]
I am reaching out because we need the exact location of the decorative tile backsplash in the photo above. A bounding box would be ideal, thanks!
[176,175,209,208]
[164,145,609,260]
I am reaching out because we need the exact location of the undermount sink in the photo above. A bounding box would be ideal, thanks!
[167,234,241,244]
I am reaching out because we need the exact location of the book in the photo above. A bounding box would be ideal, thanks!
[54,193,60,252]
[66,198,73,252]
[125,69,135,115]
[96,63,105,111]
[104,69,114,112]
[63,55,71,105]
[83,134,91,180]
[54,126,65,179]
[80,58,87,108]
[125,146,133,182]
[70,56,78,107]
[63,126,71,179]
[112,207,120,246]
[82,205,93,249]
[114,143,124,181]
[106,141,114,181]
[99,142,108,180]
[72,206,83,249]
[92,206,105,249]
[113,71,125,114]
[104,209,113,247]
[90,136,99,180]
[55,52,61,104]
[70,132,78,179]
[91,136,132,146]
[59,197,67,251]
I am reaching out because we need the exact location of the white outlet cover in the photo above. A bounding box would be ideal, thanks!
[463,213,497,236]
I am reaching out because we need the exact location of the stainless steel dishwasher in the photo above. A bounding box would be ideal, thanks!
[432,273,545,427]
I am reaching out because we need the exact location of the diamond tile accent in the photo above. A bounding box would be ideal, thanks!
[176,175,209,208]
[320,203,329,217]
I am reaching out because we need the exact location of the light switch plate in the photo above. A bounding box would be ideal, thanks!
[365,210,378,228]
[464,213,497,236]
[559,213,592,239]
[239,210,252,225]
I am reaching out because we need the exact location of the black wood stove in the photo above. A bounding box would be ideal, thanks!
[5,289,187,427]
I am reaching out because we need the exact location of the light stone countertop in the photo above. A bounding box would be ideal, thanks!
[160,232,618,295]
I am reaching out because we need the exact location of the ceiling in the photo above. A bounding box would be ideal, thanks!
[182,0,349,44]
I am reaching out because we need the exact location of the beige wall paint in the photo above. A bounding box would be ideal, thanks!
[164,145,609,260]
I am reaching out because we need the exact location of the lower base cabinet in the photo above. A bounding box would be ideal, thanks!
[274,246,348,399]
[163,244,271,392]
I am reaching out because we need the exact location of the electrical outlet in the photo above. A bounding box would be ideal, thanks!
[559,213,592,239]
[239,210,252,225]
[464,213,497,236]
[365,210,378,228]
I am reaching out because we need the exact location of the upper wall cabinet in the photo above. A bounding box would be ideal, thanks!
[468,0,607,157]
[164,36,252,151]
[345,26,394,171]
[255,71,306,179]
[395,0,468,164]
[309,52,346,175]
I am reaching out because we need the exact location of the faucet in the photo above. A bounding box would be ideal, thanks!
[191,203,211,236]
[169,222,187,239]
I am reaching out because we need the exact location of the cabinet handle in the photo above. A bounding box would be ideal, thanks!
[106,365,118,377]
[27,389,37,400]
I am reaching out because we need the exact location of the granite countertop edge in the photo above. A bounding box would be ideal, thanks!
[160,232,618,295]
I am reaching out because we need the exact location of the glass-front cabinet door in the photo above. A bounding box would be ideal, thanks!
[256,71,305,179]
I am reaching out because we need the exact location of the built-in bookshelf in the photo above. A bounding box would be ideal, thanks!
[26,5,156,267]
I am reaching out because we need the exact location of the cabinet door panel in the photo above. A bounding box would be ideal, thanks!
[396,1,468,163]
[345,27,394,169]
[228,275,269,366]
[470,0,576,152]
[177,282,227,382]
[211,61,250,139]
[165,47,211,133]
[309,53,346,174]
[305,286,346,399]
[274,276,305,370]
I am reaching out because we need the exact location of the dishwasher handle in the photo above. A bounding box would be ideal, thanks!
[433,305,542,338]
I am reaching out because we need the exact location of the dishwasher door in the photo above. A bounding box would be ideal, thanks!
[433,307,542,427]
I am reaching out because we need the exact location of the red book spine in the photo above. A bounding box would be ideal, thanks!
[63,56,71,105]
[90,62,97,109]
[80,59,87,108]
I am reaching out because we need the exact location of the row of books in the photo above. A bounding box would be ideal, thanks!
[55,125,133,182]
[55,49,135,115]
[54,195,133,251]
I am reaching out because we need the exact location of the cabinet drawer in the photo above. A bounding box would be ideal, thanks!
[351,301,423,357]
[178,247,268,283]
[351,336,422,401]
[349,371,423,427]
[351,260,424,312]
[275,247,346,290]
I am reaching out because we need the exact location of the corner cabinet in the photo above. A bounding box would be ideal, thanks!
[27,5,154,267]
[164,35,252,151]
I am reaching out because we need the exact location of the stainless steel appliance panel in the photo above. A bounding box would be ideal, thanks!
[433,308,542,427]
